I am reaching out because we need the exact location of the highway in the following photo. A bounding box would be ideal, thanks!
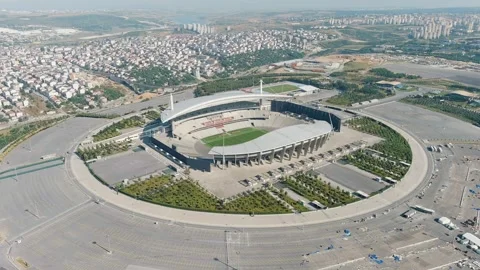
[0,99,479,269]
[92,89,195,116]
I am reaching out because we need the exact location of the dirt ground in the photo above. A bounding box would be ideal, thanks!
[75,72,132,96]
[23,94,48,117]
[135,92,159,101]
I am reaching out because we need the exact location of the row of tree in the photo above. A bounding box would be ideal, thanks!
[121,177,293,214]
[347,117,412,163]
[328,85,389,106]
[93,116,145,142]
[77,140,131,161]
[403,96,480,126]
[284,173,357,207]
[0,116,68,150]
[369,68,420,79]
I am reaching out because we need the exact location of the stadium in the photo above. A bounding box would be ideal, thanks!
[147,87,343,172]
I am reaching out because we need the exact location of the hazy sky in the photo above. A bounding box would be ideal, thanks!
[0,0,479,12]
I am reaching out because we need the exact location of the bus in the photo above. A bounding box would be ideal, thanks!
[384,177,398,185]
[310,200,327,210]
[413,205,435,214]
[354,190,369,199]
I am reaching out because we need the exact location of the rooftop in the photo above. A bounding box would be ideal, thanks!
[208,121,332,156]
[376,80,402,86]
[449,90,477,98]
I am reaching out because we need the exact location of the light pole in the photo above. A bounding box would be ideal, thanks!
[106,234,112,255]
[222,131,226,170]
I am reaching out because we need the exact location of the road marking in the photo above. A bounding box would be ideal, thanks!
[428,259,464,270]
[460,186,467,207]
[396,238,438,251]
[8,199,92,242]
[316,257,365,270]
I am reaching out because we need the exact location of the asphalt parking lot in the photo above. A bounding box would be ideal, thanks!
[383,63,480,86]
[365,101,480,141]
[314,163,385,194]
[0,165,89,240]
[89,151,167,185]
[2,117,109,169]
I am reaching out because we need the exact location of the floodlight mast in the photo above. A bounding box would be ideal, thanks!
[170,93,174,111]
[260,79,263,95]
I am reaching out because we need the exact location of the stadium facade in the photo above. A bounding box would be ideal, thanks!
[147,90,343,172]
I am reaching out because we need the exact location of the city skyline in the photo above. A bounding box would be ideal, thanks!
[0,0,480,12]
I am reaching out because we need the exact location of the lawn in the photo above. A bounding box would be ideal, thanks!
[202,128,268,147]
[263,84,298,93]
[343,61,369,72]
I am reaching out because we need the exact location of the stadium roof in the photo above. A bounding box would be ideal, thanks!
[161,91,290,122]
[208,121,332,156]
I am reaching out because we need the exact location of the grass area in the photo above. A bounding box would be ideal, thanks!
[283,173,357,207]
[222,190,290,214]
[327,86,389,106]
[343,61,369,72]
[77,141,131,161]
[93,116,145,142]
[120,177,292,214]
[128,179,219,211]
[345,151,408,180]
[263,84,298,93]
[347,117,412,163]
[202,127,268,147]
[103,87,125,101]
[270,187,309,212]
[142,110,161,121]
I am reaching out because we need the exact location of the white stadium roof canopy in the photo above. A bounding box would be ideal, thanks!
[161,91,290,123]
[208,121,332,156]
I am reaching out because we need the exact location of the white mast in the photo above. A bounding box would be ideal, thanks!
[260,79,263,95]
[170,93,174,111]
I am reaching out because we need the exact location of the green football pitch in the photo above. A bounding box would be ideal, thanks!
[263,84,298,93]
[202,128,268,147]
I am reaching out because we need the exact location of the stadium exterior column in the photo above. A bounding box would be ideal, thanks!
[280,146,286,163]
[288,144,294,161]
[257,151,262,165]
[319,134,327,148]
[310,137,317,153]
[270,150,275,164]
[315,135,323,151]
[303,139,310,156]
[296,141,303,159]
[245,153,250,166]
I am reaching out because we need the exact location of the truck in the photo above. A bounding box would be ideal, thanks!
[401,209,416,218]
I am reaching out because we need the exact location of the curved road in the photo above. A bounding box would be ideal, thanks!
[1,100,477,270]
